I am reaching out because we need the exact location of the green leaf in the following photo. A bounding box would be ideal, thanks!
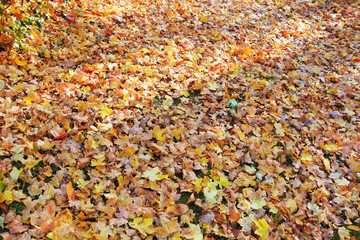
[227,99,237,108]
[0,180,4,192]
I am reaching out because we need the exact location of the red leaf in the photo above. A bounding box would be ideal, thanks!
[53,133,68,140]
[0,203,9,213]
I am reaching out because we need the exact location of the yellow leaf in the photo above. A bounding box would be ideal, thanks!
[81,86,91,92]
[141,48,152,54]
[218,175,231,188]
[253,219,270,240]
[200,16,208,23]
[88,137,99,149]
[128,217,156,236]
[0,190,13,204]
[84,40,94,46]
[23,96,34,106]
[93,181,106,194]
[153,126,165,141]
[323,158,330,171]
[181,90,189,97]
[82,228,95,239]
[198,157,208,166]
[172,233,182,240]
[91,158,105,167]
[172,128,183,140]
[286,199,297,214]
[300,153,313,163]
[234,127,245,141]
[98,107,113,117]
[192,178,203,193]
[243,46,252,57]
[289,85,296,91]
[46,232,55,240]
[144,66,153,76]
[163,96,174,107]
[322,143,338,151]
[15,57,27,66]
[123,146,135,157]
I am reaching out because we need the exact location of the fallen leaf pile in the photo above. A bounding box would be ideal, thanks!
[0,0,360,239]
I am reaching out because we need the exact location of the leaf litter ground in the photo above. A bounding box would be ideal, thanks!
[0,0,360,239]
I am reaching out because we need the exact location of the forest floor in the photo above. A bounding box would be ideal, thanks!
[0,0,360,239]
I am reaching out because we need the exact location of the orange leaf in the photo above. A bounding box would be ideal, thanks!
[67,182,76,201]
[229,209,241,223]
[78,211,88,221]
[15,57,27,66]
[348,225,360,231]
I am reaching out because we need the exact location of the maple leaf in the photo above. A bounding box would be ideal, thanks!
[142,167,167,181]
[208,82,218,91]
[300,153,313,163]
[98,107,113,117]
[0,190,13,204]
[200,16,208,23]
[153,126,165,141]
[183,224,203,240]
[128,217,156,236]
[123,146,135,157]
[217,175,231,188]
[192,178,203,193]
[253,219,270,239]
[159,217,178,238]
